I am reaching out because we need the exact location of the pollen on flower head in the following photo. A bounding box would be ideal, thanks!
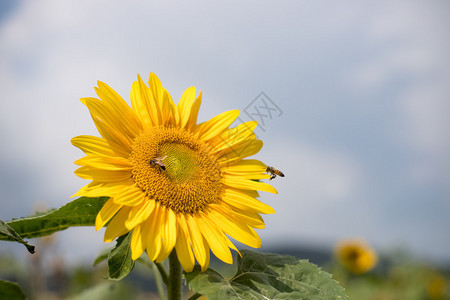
[130,125,223,214]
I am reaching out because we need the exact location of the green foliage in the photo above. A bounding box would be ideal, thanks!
[0,280,26,300]
[185,250,347,299]
[331,258,450,300]
[0,219,35,253]
[0,197,108,240]
[107,233,135,280]
[67,282,135,300]
[91,234,135,281]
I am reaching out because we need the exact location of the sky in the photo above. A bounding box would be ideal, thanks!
[0,0,449,266]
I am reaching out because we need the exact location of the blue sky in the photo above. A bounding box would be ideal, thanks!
[0,0,449,265]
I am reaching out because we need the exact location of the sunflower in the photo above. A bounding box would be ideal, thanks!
[335,238,378,274]
[71,73,277,272]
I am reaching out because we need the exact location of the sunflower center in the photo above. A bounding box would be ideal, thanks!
[162,143,199,182]
[346,249,361,261]
[130,126,222,214]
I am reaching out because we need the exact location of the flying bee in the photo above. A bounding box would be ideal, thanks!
[266,166,285,180]
[150,155,167,170]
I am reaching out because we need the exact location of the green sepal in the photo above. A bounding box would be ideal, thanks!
[107,232,135,280]
[185,249,347,299]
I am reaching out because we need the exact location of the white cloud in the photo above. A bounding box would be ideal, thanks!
[343,1,449,90]
[401,82,450,154]
[258,137,364,243]
[272,140,362,204]
[337,1,450,189]
[398,80,450,187]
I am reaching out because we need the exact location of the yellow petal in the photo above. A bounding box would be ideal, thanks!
[74,156,131,171]
[186,91,202,132]
[95,198,122,230]
[175,215,195,272]
[196,110,240,141]
[218,139,263,166]
[226,238,241,257]
[104,206,132,242]
[208,207,262,248]
[217,204,265,229]
[177,86,197,129]
[155,226,170,263]
[74,166,131,182]
[222,159,267,174]
[177,213,189,234]
[139,218,152,256]
[89,112,131,157]
[222,188,275,214]
[95,82,142,137]
[72,185,93,198]
[130,74,162,128]
[201,236,210,272]
[175,242,195,272]
[146,202,163,261]
[242,189,260,198]
[212,121,258,152]
[82,98,134,144]
[112,186,146,206]
[154,209,167,259]
[165,209,178,252]
[164,89,179,125]
[72,179,135,198]
[71,135,117,157]
[131,224,145,260]
[222,175,278,194]
[197,213,233,264]
[226,173,270,180]
[130,81,152,128]
[138,74,160,126]
[159,89,171,125]
[186,214,207,268]
[125,200,156,229]
[148,73,164,122]
[222,158,270,180]
[96,81,142,122]
[155,207,177,263]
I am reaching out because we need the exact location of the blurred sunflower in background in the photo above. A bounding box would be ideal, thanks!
[71,73,277,272]
[427,274,447,300]
[335,238,378,274]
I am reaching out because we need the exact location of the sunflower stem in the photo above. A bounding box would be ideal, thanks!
[168,250,182,300]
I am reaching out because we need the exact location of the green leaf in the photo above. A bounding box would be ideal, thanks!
[0,219,35,253]
[0,280,26,300]
[185,249,347,299]
[0,197,108,240]
[107,232,135,280]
